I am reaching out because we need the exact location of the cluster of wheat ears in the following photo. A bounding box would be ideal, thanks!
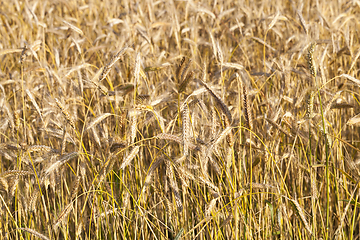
[1,0,360,239]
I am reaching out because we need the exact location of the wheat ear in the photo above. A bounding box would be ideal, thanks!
[178,70,194,93]
[242,84,253,130]
[142,158,163,195]
[165,160,183,212]
[120,146,140,169]
[1,170,33,178]
[86,113,112,131]
[18,228,49,240]
[181,104,190,156]
[99,46,128,82]
[53,202,73,228]
[199,79,232,123]
[289,197,313,235]
[176,56,187,82]
[307,42,317,78]
[55,98,76,129]
[205,197,219,216]
[44,152,78,176]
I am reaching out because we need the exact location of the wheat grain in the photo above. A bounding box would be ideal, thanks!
[198,175,219,193]
[156,133,199,151]
[76,220,83,238]
[26,145,55,154]
[268,11,280,30]
[306,91,315,119]
[0,177,8,193]
[0,48,23,56]
[133,52,141,88]
[222,62,244,70]
[245,182,276,190]
[165,160,182,212]
[216,41,223,64]
[164,193,173,223]
[173,163,190,187]
[311,171,318,199]
[28,187,40,212]
[265,118,293,138]
[181,59,192,83]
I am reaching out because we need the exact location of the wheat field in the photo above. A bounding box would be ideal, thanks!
[0,0,360,239]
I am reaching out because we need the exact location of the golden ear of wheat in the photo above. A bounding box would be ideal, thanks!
[242,85,253,130]
[306,91,315,119]
[120,146,140,169]
[178,70,194,93]
[205,197,218,216]
[307,42,317,78]
[180,59,192,83]
[1,170,33,178]
[55,98,76,129]
[18,228,50,240]
[98,46,128,83]
[199,79,232,124]
[70,176,81,200]
[289,198,313,235]
[176,56,187,82]
[181,104,190,156]
[53,202,73,228]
